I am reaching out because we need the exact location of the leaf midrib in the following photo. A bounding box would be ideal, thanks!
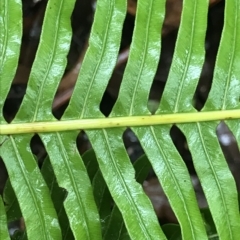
[1,109,240,134]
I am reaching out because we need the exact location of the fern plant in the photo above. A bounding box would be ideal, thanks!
[1,0,240,239]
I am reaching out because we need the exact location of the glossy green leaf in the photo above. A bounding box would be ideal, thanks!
[135,126,208,240]
[0,196,10,240]
[112,0,165,117]
[1,1,77,238]
[63,0,127,119]
[103,154,152,240]
[180,123,240,239]
[158,0,238,238]
[88,129,165,239]
[41,132,101,240]
[112,0,207,238]
[92,155,151,239]
[203,0,240,147]
[1,136,61,239]
[62,0,163,238]
[7,0,101,237]
[14,0,75,122]
[0,0,22,122]
[198,1,240,236]
[1,0,240,239]
[157,0,240,238]
[79,0,166,238]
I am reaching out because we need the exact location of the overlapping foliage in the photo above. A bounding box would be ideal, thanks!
[0,0,240,239]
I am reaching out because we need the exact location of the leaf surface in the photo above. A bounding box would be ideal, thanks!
[111,0,208,239]
[0,0,22,122]
[6,0,102,238]
[1,135,61,239]
[159,0,240,239]
[1,0,240,239]
[103,154,152,240]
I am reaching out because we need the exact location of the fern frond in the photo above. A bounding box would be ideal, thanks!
[177,0,240,238]
[0,0,22,123]
[0,0,240,239]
